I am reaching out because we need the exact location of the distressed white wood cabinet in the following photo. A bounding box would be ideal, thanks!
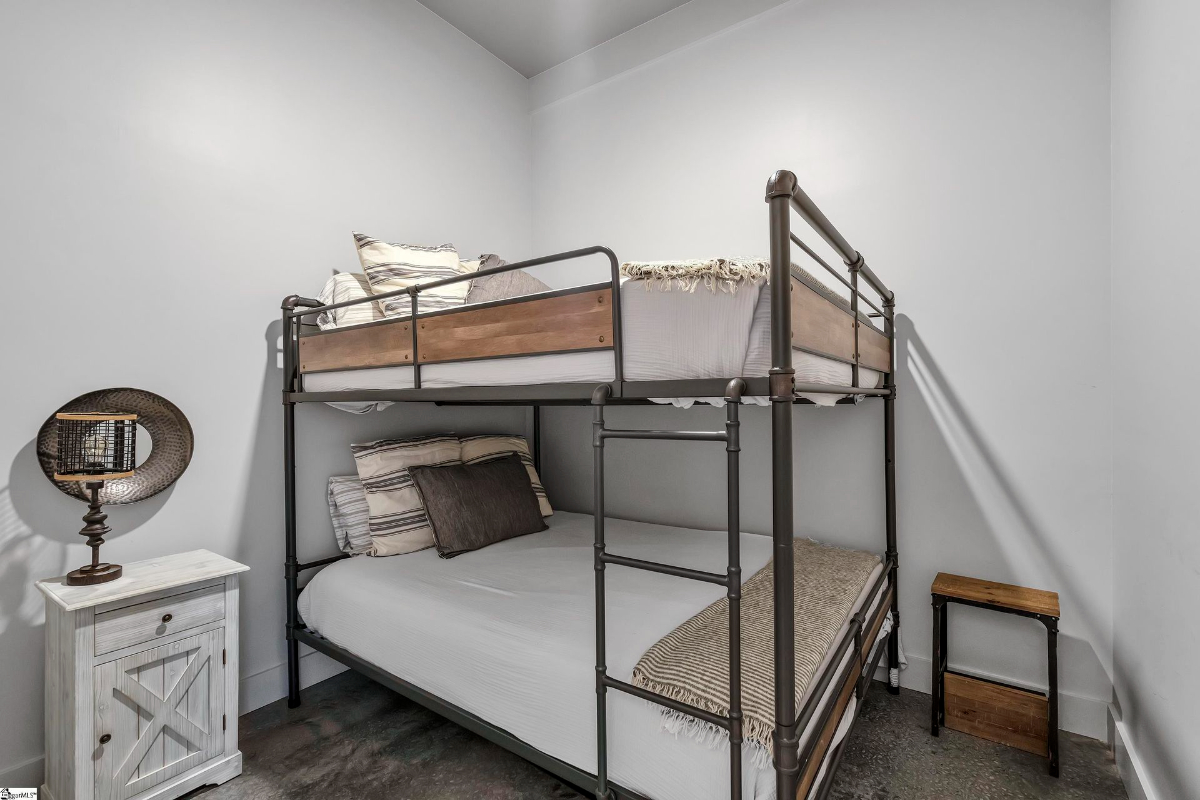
[37,550,248,800]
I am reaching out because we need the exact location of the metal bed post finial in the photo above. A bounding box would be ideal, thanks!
[765,172,800,799]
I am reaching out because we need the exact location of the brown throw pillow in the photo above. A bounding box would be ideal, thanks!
[409,454,548,559]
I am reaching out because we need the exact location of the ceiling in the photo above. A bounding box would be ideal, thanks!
[417,0,693,78]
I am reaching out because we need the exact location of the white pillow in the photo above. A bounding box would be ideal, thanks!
[351,434,463,556]
[316,272,383,330]
[327,476,372,554]
[353,232,471,317]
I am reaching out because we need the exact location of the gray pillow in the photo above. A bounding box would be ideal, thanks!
[465,254,552,304]
[409,454,548,559]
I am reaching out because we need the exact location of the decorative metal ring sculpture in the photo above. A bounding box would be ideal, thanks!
[37,388,193,505]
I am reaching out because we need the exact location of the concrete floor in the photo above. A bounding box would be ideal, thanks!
[189,670,1126,800]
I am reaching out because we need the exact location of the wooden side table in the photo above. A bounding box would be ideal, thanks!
[37,550,248,800]
[930,572,1060,777]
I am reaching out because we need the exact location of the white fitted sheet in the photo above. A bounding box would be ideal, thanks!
[297,511,886,800]
[621,279,763,381]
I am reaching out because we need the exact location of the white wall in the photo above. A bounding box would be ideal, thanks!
[0,0,532,784]
[1111,0,1200,796]
[531,0,1114,738]
[5,0,1174,789]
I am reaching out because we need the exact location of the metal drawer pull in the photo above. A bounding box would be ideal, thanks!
[99,733,111,745]
[161,613,173,624]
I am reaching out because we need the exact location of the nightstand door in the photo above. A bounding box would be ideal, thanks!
[94,628,225,800]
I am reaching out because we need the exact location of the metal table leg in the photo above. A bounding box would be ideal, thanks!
[931,596,943,736]
[1047,618,1059,777]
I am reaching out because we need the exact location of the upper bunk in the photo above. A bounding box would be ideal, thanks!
[281,170,895,408]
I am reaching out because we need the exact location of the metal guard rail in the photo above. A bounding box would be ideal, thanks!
[281,245,624,391]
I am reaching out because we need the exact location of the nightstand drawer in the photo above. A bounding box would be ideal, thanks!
[95,581,225,655]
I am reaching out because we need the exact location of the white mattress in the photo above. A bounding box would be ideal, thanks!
[305,350,616,393]
[297,512,887,800]
[304,279,884,412]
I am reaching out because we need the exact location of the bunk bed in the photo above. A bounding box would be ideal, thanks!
[279,169,901,800]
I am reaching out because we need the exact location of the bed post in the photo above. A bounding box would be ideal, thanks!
[591,384,612,799]
[765,171,799,800]
[725,378,746,800]
[281,297,302,709]
[883,293,901,695]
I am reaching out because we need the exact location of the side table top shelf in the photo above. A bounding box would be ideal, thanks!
[932,572,1059,618]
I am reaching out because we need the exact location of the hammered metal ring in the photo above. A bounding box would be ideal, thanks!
[37,388,193,505]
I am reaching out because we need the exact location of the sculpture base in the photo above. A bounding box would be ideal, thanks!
[66,562,123,586]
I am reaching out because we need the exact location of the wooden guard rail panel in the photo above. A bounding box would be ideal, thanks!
[299,286,614,373]
[790,277,891,374]
[417,287,612,364]
[300,318,413,373]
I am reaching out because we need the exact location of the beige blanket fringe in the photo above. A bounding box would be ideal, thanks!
[631,539,880,766]
[620,258,770,294]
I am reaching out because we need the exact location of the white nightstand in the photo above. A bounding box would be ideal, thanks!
[36,550,248,800]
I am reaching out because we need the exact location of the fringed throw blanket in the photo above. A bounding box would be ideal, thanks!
[631,540,880,765]
[621,258,878,329]
[620,258,770,294]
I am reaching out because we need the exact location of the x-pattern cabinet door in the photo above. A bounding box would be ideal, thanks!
[94,629,225,800]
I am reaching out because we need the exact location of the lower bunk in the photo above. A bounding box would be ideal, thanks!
[294,512,893,800]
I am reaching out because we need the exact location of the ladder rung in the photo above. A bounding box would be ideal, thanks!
[601,552,729,585]
[600,428,727,442]
[603,676,731,730]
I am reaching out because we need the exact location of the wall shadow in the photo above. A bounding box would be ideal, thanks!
[0,486,60,777]
[230,318,293,687]
[8,439,175,549]
[897,314,1111,698]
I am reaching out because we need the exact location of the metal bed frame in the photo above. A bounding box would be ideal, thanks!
[279,170,900,800]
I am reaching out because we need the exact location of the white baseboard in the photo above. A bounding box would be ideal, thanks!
[873,651,1110,741]
[0,752,44,789]
[238,645,349,714]
[1108,705,1159,800]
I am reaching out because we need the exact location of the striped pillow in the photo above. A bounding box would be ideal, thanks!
[353,232,471,317]
[316,272,383,330]
[460,435,552,517]
[351,435,463,556]
[327,476,372,554]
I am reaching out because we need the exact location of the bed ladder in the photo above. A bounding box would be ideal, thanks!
[591,379,746,800]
